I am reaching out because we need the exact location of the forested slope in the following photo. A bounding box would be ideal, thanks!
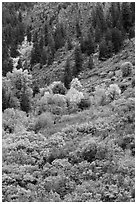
[2,2,135,202]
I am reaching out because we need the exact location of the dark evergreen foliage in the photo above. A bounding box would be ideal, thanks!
[88,55,94,70]
[121,2,132,33]
[20,91,31,113]
[54,23,66,51]
[80,33,95,56]
[26,26,32,42]
[73,45,83,77]
[2,3,26,76]
[16,59,23,69]
[64,58,72,89]
[2,58,14,76]
[76,19,82,39]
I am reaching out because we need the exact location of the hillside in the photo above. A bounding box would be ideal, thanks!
[2,2,135,202]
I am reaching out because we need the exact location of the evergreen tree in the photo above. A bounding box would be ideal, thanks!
[95,26,101,43]
[48,31,55,62]
[39,36,44,51]
[64,58,72,89]
[18,11,22,22]
[88,55,94,70]
[66,37,73,51]
[47,46,54,65]
[73,45,82,77]
[16,58,23,69]
[33,31,38,43]
[81,32,95,56]
[26,26,31,43]
[92,3,106,34]
[54,23,66,51]
[20,90,31,113]
[40,46,47,65]
[44,23,48,46]
[121,2,132,33]
[76,19,81,39]
[30,42,41,65]
[32,81,40,97]
[130,2,135,25]
[111,27,123,53]
[2,58,13,76]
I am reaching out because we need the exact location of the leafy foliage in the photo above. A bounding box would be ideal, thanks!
[2,2,135,202]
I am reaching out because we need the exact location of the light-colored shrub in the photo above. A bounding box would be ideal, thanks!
[70,78,82,91]
[66,87,84,104]
[115,70,122,78]
[2,108,28,133]
[120,62,133,77]
[40,87,52,97]
[106,84,121,101]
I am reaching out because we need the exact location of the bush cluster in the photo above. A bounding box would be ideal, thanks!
[36,93,68,116]
[34,112,54,133]
[49,81,67,95]
[120,61,133,77]
[2,108,28,133]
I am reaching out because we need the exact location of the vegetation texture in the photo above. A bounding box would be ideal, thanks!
[2,2,135,202]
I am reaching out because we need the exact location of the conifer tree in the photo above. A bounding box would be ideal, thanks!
[54,23,66,51]
[18,11,22,22]
[44,23,48,46]
[16,59,23,69]
[40,46,47,65]
[64,58,72,89]
[121,2,132,33]
[26,26,31,43]
[73,45,82,77]
[76,19,81,39]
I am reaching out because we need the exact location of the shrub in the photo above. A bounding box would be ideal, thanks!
[120,62,133,77]
[36,93,68,115]
[79,138,97,162]
[70,78,82,91]
[67,102,79,114]
[66,88,84,104]
[51,94,67,107]
[39,87,52,97]
[34,112,54,133]
[51,82,67,95]
[77,97,91,110]
[115,70,122,78]
[94,87,107,106]
[106,84,121,101]
[2,108,28,133]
